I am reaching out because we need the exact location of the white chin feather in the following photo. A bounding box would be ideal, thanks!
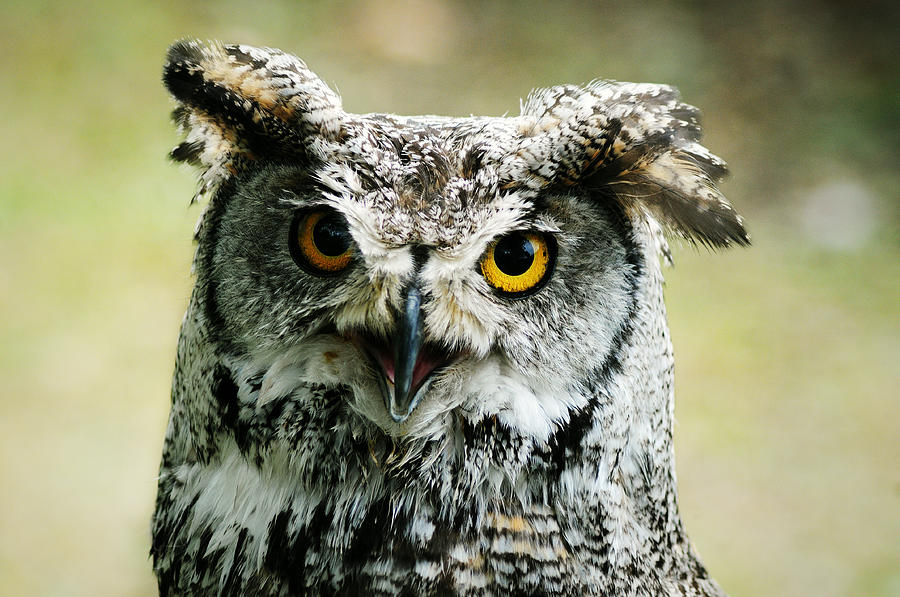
[234,336,582,444]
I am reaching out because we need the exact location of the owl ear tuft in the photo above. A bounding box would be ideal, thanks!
[163,40,345,200]
[593,144,750,248]
[522,82,749,248]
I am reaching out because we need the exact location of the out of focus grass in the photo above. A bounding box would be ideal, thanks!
[0,1,897,596]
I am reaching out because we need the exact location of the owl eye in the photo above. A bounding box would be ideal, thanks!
[289,209,355,275]
[480,231,556,297]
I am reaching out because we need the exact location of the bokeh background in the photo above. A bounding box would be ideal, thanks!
[1,1,897,595]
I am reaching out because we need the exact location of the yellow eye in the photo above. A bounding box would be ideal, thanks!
[289,209,354,275]
[480,231,556,297]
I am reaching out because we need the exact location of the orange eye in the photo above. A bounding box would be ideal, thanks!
[289,209,354,275]
[480,231,556,297]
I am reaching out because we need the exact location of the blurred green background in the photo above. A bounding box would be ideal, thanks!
[0,1,897,595]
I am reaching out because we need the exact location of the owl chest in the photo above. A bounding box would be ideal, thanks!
[259,485,584,596]
[163,436,600,596]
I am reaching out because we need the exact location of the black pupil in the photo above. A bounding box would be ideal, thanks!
[494,233,536,276]
[312,214,351,256]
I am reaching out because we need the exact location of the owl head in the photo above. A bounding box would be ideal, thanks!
[163,40,747,446]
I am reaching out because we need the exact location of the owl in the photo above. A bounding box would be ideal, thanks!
[151,40,748,597]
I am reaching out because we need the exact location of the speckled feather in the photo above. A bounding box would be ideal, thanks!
[152,40,747,596]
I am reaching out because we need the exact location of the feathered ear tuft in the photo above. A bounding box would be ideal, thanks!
[163,40,346,201]
[518,82,749,248]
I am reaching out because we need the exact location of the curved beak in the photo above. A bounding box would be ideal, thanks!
[389,283,426,422]
[351,283,457,424]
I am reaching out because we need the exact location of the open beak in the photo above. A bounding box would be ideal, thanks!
[354,284,455,423]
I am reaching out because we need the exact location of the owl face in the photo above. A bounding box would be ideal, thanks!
[207,155,636,440]
[165,40,746,442]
